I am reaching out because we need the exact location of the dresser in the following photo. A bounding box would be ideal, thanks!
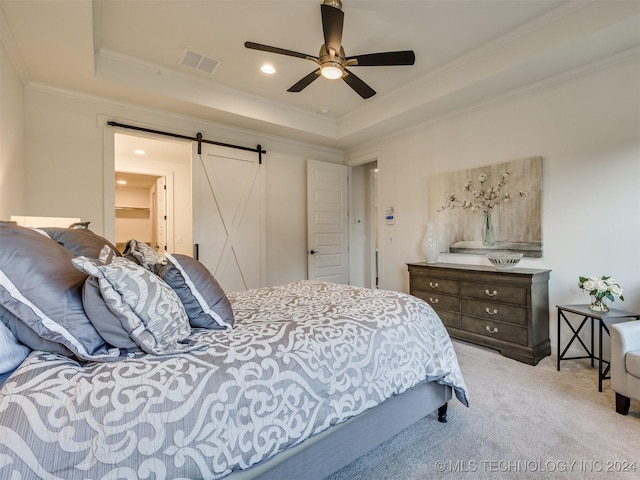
[407,262,551,365]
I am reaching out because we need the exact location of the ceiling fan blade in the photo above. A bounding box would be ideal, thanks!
[287,70,321,92]
[342,69,376,99]
[321,4,344,55]
[347,50,416,66]
[244,41,314,60]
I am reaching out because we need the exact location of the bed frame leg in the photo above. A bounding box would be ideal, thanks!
[437,403,448,423]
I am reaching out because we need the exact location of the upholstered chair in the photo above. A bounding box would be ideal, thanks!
[610,321,640,415]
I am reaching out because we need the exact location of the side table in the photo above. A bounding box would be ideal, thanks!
[556,304,640,391]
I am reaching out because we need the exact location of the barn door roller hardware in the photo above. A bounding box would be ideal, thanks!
[107,121,266,164]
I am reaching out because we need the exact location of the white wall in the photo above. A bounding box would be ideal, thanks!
[347,57,640,353]
[0,42,25,219]
[22,86,343,287]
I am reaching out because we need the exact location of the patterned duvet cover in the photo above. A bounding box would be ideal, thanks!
[0,281,468,480]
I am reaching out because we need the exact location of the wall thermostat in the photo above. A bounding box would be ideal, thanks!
[385,207,395,225]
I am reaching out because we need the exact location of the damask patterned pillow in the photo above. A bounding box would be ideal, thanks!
[72,250,197,355]
[156,253,235,330]
[123,239,166,271]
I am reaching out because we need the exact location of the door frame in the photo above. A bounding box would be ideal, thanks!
[369,167,378,289]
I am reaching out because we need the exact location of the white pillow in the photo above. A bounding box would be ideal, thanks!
[0,320,31,375]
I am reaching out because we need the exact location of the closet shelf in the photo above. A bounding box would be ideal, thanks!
[115,205,150,211]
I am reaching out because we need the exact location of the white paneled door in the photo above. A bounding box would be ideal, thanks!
[192,143,265,292]
[307,159,349,284]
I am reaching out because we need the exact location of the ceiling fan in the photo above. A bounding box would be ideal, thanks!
[245,0,415,99]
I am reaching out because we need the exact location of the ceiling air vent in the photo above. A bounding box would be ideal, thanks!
[179,49,221,74]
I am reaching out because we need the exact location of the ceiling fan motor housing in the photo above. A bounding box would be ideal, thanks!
[323,0,343,10]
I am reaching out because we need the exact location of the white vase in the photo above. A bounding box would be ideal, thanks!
[422,221,439,264]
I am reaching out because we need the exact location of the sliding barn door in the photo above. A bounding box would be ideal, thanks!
[192,143,265,292]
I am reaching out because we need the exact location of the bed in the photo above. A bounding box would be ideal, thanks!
[0,221,468,480]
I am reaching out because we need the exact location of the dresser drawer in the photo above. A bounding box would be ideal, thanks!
[461,315,528,346]
[435,309,460,329]
[461,281,527,305]
[413,290,459,312]
[411,276,459,295]
[461,298,527,326]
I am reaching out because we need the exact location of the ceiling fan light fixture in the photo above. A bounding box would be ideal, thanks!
[320,63,343,80]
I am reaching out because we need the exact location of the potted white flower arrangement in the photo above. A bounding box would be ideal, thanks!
[578,275,624,312]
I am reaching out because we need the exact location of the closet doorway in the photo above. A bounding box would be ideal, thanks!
[114,172,165,254]
[114,133,192,256]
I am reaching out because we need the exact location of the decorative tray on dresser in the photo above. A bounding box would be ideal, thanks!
[407,262,551,365]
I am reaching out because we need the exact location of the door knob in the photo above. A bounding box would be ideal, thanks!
[310,250,318,254]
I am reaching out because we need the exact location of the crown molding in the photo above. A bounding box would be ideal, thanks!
[0,7,30,84]
[26,82,344,157]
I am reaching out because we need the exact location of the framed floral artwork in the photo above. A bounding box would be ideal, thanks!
[427,156,542,257]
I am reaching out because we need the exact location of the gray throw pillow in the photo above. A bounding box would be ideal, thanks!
[0,223,122,362]
[0,304,72,358]
[81,277,140,351]
[39,226,121,258]
[72,251,197,355]
[156,253,235,330]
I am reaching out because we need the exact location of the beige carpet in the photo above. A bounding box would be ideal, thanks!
[327,340,640,479]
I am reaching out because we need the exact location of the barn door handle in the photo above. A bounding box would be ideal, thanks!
[194,243,199,260]
[309,250,318,255]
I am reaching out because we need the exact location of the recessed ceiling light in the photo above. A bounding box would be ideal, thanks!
[260,64,276,74]
[134,149,146,155]
[116,179,127,185]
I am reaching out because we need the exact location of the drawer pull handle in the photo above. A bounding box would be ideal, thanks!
[429,282,439,288]
[486,325,499,334]
[485,307,499,315]
[485,289,498,297]
[429,297,439,304]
